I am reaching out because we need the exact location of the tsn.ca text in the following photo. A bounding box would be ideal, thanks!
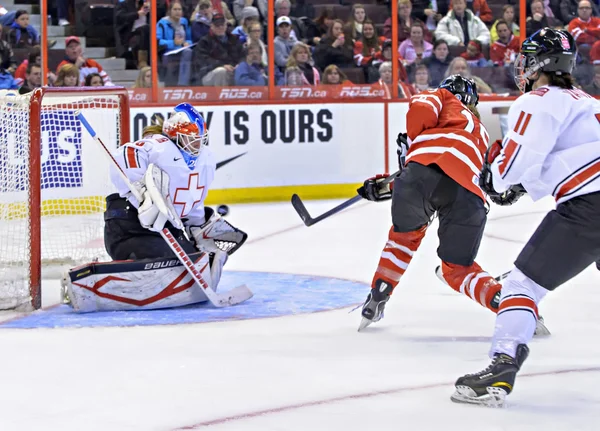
[162,89,208,101]
[279,87,327,99]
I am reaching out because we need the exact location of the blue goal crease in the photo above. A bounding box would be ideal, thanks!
[0,271,368,329]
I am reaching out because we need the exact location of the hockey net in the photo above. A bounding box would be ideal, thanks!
[0,87,130,310]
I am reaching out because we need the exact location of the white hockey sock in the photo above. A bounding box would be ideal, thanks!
[490,267,548,358]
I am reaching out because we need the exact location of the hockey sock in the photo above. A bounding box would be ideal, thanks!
[370,225,426,291]
[441,261,502,312]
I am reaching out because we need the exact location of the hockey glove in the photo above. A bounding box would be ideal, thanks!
[188,207,248,255]
[480,140,526,206]
[396,132,409,168]
[357,174,393,202]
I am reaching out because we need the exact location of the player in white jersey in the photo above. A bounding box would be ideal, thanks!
[451,28,600,407]
[62,103,247,312]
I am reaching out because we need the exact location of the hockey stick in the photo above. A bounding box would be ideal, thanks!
[291,170,401,227]
[76,111,253,307]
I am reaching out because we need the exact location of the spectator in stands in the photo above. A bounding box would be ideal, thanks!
[377,61,413,98]
[568,0,600,46]
[435,0,490,46]
[314,8,334,43]
[234,0,267,24]
[157,0,193,86]
[527,0,562,36]
[445,56,492,93]
[85,73,104,87]
[246,22,267,66]
[273,0,306,43]
[490,5,520,44]
[490,20,520,66]
[399,22,433,64]
[115,0,150,69]
[14,45,40,85]
[191,0,213,43]
[385,0,431,43]
[423,0,451,31]
[274,16,299,70]
[133,66,152,88]
[321,65,351,84]
[381,39,411,83]
[285,42,319,85]
[7,10,40,48]
[233,7,260,44]
[353,20,384,83]
[314,19,354,71]
[346,4,367,41]
[561,0,598,25]
[583,64,600,94]
[57,36,114,86]
[55,64,80,87]
[18,63,41,94]
[0,24,16,78]
[422,39,452,86]
[234,42,268,85]
[195,13,244,86]
[411,64,432,93]
[193,0,235,28]
[460,40,489,67]
[448,0,493,24]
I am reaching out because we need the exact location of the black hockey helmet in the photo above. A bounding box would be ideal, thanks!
[438,74,479,106]
[514,27,577,93]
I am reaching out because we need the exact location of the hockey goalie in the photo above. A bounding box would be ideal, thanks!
[62,103,247,312]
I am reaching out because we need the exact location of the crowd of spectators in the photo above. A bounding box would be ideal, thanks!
[2,0,600,96]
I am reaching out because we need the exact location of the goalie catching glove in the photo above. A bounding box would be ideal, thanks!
[480,140,526,206]
[357,174,394,202]
[187,207,247,255]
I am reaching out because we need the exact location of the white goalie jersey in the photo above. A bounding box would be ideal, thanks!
[110,134,216,226]
[491,85,600,204]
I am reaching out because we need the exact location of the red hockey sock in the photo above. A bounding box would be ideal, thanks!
[441,261,501,312]
[370,225,427,292]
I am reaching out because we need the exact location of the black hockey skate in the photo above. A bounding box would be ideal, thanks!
[357,279,393,331]
[451,344,529,407]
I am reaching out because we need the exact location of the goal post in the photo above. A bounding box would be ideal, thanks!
[0,87,130,310]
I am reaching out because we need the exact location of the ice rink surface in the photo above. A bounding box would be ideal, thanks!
[1,196,599,430]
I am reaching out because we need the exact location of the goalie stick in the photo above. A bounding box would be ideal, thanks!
[76,111,253,308]
[291,170,401,227]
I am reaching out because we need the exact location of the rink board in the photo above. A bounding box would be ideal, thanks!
[0,271,368,329]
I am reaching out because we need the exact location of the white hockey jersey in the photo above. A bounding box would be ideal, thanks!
[110,134,216,226]
[491,85,600,204]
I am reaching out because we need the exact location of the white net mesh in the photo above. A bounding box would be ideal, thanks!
[0,89,123,310]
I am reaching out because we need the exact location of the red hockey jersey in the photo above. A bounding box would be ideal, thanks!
[405,88,490,201]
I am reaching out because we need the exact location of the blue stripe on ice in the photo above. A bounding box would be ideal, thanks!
[0,271,368,329]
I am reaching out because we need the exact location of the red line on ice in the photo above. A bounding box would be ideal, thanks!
[173,366,600,429]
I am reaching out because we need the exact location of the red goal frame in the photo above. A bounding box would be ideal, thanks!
[27,87,130,309]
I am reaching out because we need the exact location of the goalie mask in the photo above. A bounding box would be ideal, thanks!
[162,103,209,156]
[514,28,577,93]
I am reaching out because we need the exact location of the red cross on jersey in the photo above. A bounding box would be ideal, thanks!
[173,173,206,217]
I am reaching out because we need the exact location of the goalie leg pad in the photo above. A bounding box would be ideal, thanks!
[66,252,213,313]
